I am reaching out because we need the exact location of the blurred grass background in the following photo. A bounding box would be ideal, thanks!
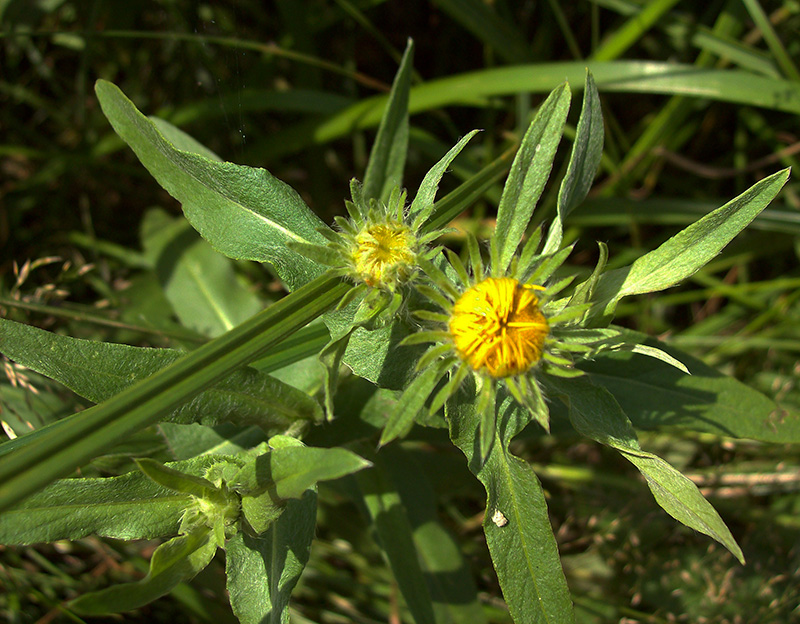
[1,1,799,622]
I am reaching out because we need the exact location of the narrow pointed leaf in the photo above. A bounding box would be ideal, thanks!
[363,39,414,203]
[591,168,790,314]
[135,458,218,497]
[71,527,216,614]
[546,376,744,562]
[380,359,449,446]
[625,343,689,373]
[491,82,571,275]
[622,449,745,563]
[410,129,481,226]
[543,71,603,254]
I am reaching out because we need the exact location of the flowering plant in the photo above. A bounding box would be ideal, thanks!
[0,41,793,624]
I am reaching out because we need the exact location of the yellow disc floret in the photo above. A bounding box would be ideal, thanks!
[449,277,549,378]
[351,222,416,289]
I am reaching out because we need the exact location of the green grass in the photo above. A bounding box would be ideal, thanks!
[2,1,799,622]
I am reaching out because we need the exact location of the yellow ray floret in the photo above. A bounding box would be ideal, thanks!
[351,222,416,288]
[449,277,549,378]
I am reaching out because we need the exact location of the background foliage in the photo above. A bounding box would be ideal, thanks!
[2,1,800,622]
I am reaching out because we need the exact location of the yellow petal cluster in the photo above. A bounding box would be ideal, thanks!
[449,277,548,378]
[351,222,416,289]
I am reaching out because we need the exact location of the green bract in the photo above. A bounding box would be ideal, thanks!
[0,38,793,624]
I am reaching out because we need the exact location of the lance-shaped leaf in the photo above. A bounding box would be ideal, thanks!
[380,358,451,446]
[590,168,790,317]
[363,38,414,204]
[0,470,186,544]
[409,129,482,227]
[226,490,316,624]
[0,318,322,437]
[546,376,744,563]
[447,381,575,624]
[95,79,328,290]
[579,330,800,443]
[71,527,217,615]
[0,455,240,545]
[492,82,571,276]
[135,457,219,497]
[543,71,604,255]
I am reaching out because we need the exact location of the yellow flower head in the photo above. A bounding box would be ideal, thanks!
[393,230,587,444]
[449,277,548,378]
[351,221,416,289]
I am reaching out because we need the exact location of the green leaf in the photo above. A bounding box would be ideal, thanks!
[235,443,371,534]
[492,82,571,275]
[135,458,218,498]
[0,318,322,434]
[226,490,316,624]
[326,313,425,390]
[267,443,372,500]
[94,79,328,290]
[566,241,608,309]
[409,129,481,227]
[591,0,684,61]
[447,381,575,624]
[546,376,744,563]
[71,527,217,615]
[148,116,223,162]
[0,469,187,544]
[543,71,603,255]
[624,343,689,374]
[141,209,262,337]
[422,144,517,234]
[591,168,790,316]
[363,39,413,204]
[380,445,488,624]
[579,332,800,443]
[0,455,240,545]
[355,449,436,624]
[0,273,349,513]
[380,359,450,446]
[622,449,745,564]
